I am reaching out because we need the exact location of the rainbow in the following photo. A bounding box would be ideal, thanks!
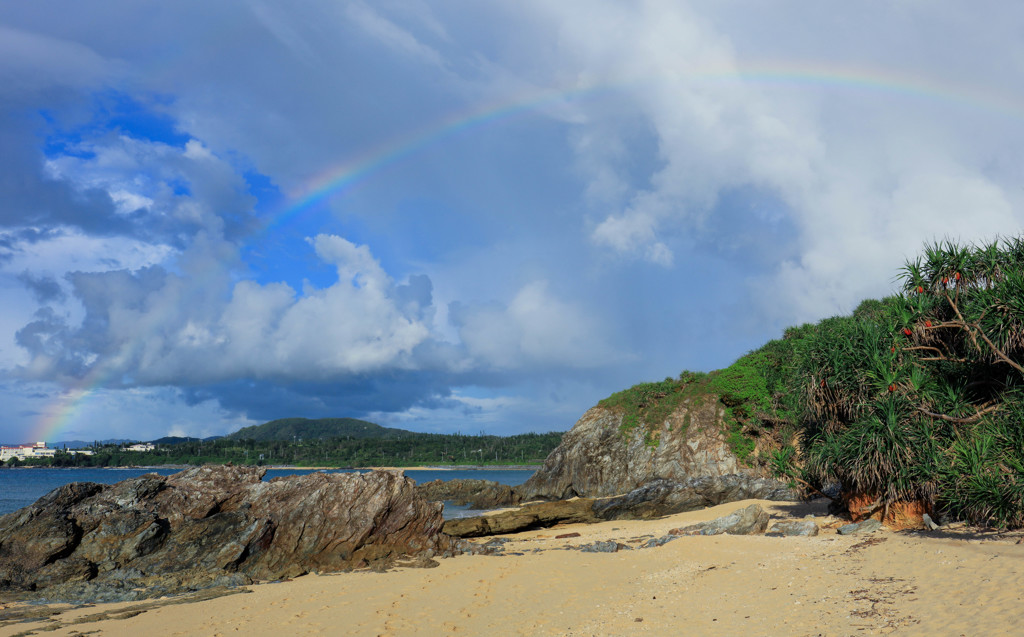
[31,387,93,444]
[274,60,1023,230]
[29,365,119,444]
[28,60,1022,443]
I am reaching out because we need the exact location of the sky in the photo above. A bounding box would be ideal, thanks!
[2,1,1024,444]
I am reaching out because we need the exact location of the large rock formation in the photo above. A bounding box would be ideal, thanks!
[0,466,456,602]
[519,401,789,500]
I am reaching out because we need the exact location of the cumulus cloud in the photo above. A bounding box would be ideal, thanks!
[450,280,613,370]
[516,0,1024,323]
[11,234,436,385]
[44,135,258,240]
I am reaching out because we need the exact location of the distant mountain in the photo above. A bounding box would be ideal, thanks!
[223,417,411,442]
[149,436,223,445]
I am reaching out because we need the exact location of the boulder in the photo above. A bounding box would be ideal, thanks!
[0,466,456,602]
[669,504,770,536]
[579,541,630,553]
[766,519,819,537]
[517,404,792,501]
[416,478,520,509]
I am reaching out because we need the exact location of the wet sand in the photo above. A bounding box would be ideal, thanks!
[3,499,1022,636]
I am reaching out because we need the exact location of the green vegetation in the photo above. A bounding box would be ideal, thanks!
[598,344,802,463]
[599,236,1024,528]
[18,420,563,468]
[794,237,1024,527]
[598,371,707,444]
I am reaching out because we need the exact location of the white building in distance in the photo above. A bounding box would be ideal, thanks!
[0,442,57,462]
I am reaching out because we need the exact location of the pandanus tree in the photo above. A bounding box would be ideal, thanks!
[797,237,1024,527]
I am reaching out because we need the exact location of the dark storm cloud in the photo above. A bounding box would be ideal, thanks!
[17,270,65,303]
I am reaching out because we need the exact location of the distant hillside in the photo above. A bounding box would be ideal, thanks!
[150,436,223,445]
[224,417,410,442]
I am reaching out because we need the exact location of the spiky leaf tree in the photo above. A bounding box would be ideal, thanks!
[798,237,1024,527]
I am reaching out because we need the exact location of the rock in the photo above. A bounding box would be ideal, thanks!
[640,535,678,549]
[669,504,770,536]
[555,532,581,539]
[516,404,796,502]
[416,478,520,509]
[766,520,819,537]
[443,476,796,539]
[591,476,797,521]
[0,466,454,602]
[442,499,596,538]
[837,518,883,535]
[579,541,630,553]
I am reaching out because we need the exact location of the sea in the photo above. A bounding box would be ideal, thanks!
[0,467,535,520]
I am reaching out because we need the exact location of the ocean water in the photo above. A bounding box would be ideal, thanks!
[0,467,534,520]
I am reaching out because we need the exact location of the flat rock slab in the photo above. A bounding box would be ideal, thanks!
[767,519,819,537]
[838,518,883,535]
[443,499,597,538]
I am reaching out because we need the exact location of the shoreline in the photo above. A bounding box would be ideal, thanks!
[3,498,1022,636]
[0,464,541,472]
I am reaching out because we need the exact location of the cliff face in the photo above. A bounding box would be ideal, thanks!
[518,397,772,500]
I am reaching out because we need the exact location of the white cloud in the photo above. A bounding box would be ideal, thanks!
[0,228,175,277]
[55,234,435,385]
[452,280,613,370]
[44,135,254,232]
[516,0,1024,322]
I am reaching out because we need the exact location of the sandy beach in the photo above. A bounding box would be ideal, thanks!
[3,499,1022,637]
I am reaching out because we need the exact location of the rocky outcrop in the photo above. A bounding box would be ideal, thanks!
[518,403,792,501]
[416,478,520,509]
[0,466,456,602]
[443,476,797,538]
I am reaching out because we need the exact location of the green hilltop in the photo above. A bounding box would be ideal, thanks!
[223,417,410,442]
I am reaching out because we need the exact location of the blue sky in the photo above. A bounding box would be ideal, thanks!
[2,1,1024,444]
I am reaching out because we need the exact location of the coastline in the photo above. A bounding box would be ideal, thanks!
[0,464,541,471]
[4,498,1022,636]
